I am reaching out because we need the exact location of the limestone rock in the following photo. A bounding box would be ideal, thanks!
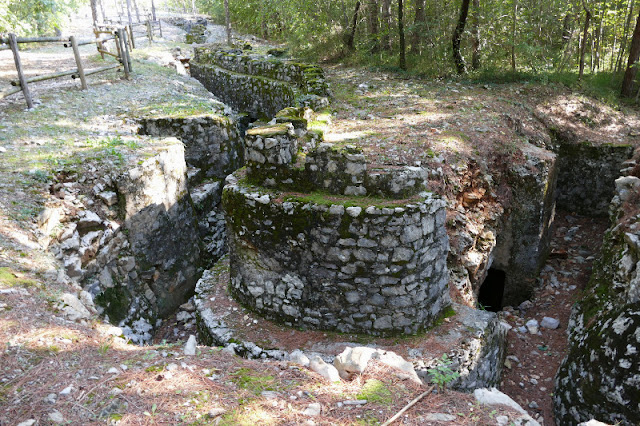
[333,346,377,380]
[184,335,197,355]
[288,349,310,367]
[60,293,91,321]
[302,403,322,416]
[540,317,559,329]
[474,388,540,426]
[309,356,340,382]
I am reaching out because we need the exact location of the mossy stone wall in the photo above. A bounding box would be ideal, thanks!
[222,180,450,336]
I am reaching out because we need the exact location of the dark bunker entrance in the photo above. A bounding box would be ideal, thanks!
[478,268,506,312]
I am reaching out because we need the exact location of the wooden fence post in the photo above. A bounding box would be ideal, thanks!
[116,29,130,79]
[127,24,135,49]
[8,33,34,109]
[146,19,153,44]
[121,29,132,71]
[70,36,88,90]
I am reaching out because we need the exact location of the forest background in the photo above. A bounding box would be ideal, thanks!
[2,0,640,101]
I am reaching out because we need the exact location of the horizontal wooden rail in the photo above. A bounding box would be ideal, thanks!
[74,64,120,78]
[11,69,77,86]
[0,35,68,44]
[0,86,22,99]
[97,49,119,58]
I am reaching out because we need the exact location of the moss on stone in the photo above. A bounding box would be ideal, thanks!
[95,286,131,324]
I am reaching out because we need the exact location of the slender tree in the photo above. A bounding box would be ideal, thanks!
[471,0,481,70]
[90,0,99,27]
[579,0,592,80]
[511,0,518,71]
[452,0,471,74]
[398,0,406,69]
[345,1,362,51]
[410,0,426,53]
[381,0,392,50]
[367,0,380,52]
[622,6,640,96]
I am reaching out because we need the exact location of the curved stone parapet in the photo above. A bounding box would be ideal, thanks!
[222,179,451,335]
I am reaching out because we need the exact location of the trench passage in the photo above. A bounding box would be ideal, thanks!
[478,268,506,312]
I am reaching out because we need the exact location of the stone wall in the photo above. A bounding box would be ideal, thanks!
[190,46,330,118]
[49,140,201,343]
[555,141,633,216]
[492,146,558,307]
[137,114,242,180]
[137,111,244,267]
[223,179,450,335]
[554,163,640,425]
[244,124,427,199]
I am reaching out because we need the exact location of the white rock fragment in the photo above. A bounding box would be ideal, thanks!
[303,402,322,416]
[309,356,341,382]
[16,420,36,426]
[540,317,560,330]
[59,385,73,396]
[526,319,539,334]
[48,410,65,424]
[288,349,310,367]
[60,293,91,321]
[333,346,377,380]
[184,335,197,356]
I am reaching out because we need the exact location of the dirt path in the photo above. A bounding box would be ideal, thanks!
[500,212,609,425]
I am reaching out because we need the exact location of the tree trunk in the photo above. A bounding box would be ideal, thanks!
[622,8,640,96]
[410,0,425,53]
[562,13,573,45]
[616,0,636,72]
[367,0,380,53]
[471,0,481,70]
[579,1,592,80]
[511,0,518,72]
[125,0,133,27]
[381,0,392,50]
[132,0,141,22]
[399,0,406,69]
[225,0,232,46]
[452,0,471,74]
[90,0,99,27]
[345,1,362,51]
[98,0,106,23]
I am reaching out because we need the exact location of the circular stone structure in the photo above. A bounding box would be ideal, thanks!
[222,179,451,336]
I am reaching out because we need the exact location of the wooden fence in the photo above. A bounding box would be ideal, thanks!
[0,18,161,109]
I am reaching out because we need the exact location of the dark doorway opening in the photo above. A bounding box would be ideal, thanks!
[478,268,506,312]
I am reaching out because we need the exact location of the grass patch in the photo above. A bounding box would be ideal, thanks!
[357,379,392,404]
[0,267,39,288]
[230,367,276,395]
[282,190,423,209]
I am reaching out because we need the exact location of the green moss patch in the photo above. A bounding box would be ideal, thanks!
[356,379,393,404]
[0,267,38,288]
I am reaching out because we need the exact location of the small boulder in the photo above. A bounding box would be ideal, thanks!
[303,403,322,416]
[540,317,560,330]
[309,356,340,382]
[184,335,197,356]
[333,346,377,380]
[288,349,310,367]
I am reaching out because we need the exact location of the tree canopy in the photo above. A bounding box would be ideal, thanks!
[0,0,79,35]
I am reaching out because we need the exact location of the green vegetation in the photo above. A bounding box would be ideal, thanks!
[0,267,38,288]
[428,354,460,393]
[356,379,393,404]
[230,367,276,395]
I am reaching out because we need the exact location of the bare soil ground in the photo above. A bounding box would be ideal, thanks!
[1,14,640,426]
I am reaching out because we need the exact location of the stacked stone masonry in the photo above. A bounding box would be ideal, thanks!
[191,46,330,118]
[224,181,450,335]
